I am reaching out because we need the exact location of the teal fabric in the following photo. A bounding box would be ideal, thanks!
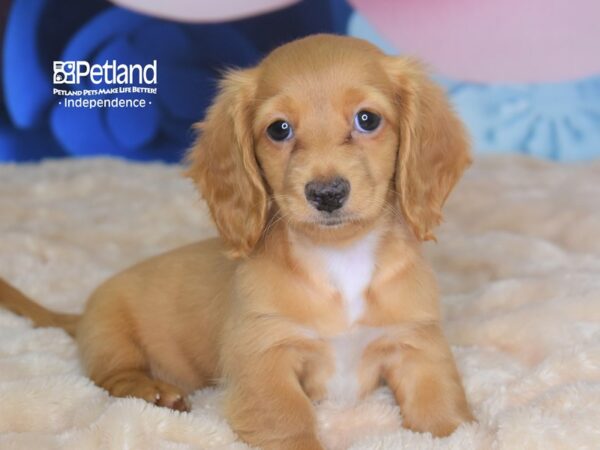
[349,12,600,161]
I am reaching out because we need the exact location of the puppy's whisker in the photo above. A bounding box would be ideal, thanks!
[381,203,405,222]
[262,210,289,238]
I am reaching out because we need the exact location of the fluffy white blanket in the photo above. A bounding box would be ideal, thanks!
[0,155,599,449]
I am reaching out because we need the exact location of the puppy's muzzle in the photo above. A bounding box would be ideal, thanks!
[304,177,350,213]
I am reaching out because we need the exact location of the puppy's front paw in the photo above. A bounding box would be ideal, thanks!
[150,380,191,412]
[401,396,474,437]
[403,412,471,438]
[272,434,325,450]
[106,372,190,412]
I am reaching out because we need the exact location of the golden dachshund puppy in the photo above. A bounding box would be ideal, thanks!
[0,34,473,449]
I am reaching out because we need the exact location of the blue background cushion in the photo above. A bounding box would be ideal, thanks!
[0,0,351,162]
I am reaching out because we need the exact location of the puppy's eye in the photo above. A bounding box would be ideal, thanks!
[266,120,293,142]
[354,110,381,133]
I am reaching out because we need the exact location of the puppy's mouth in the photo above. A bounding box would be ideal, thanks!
[304,211,361,229]
[318,217,346,227]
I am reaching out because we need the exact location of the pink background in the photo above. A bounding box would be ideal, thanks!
[112,0,600,83]
[349,0,600,83]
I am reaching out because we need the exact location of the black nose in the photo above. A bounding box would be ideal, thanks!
[304,177,350,213]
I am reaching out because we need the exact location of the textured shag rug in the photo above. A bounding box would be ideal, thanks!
[1,154,599,449]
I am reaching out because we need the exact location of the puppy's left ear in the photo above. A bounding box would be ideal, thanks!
[384,57,472,241]
[186,68,268,258]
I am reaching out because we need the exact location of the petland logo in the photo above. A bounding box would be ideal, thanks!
[52,60,158,109]
[53,60,157,85]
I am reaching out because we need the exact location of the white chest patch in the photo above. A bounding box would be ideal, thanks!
[295,229,383,403]
[325,326,386,403]
[313,229,380,323]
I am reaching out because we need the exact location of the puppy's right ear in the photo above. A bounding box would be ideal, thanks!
[186,69,267,258]
[383,57,471,242]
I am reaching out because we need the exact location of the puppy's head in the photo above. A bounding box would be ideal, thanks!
[187,35,471,257]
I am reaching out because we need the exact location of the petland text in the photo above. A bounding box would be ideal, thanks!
[53,60,157,85]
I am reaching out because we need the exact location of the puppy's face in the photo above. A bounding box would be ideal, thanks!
[188,35,471,256]
[253,43,399,239]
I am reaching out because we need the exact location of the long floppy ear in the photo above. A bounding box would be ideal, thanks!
[185,68,267,258]
[384,57,472,241]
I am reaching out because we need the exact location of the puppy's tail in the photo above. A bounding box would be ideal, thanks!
[0,278,80,337]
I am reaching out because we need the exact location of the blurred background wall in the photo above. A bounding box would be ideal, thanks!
[1,0,599,163]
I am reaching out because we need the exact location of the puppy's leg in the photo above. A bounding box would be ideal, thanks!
[383,323,473,437]
[224,347,324,450]
[77,304,189,411]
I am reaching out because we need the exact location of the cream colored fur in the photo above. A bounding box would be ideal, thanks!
[1,36,475,449]
[1,154,599,449]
